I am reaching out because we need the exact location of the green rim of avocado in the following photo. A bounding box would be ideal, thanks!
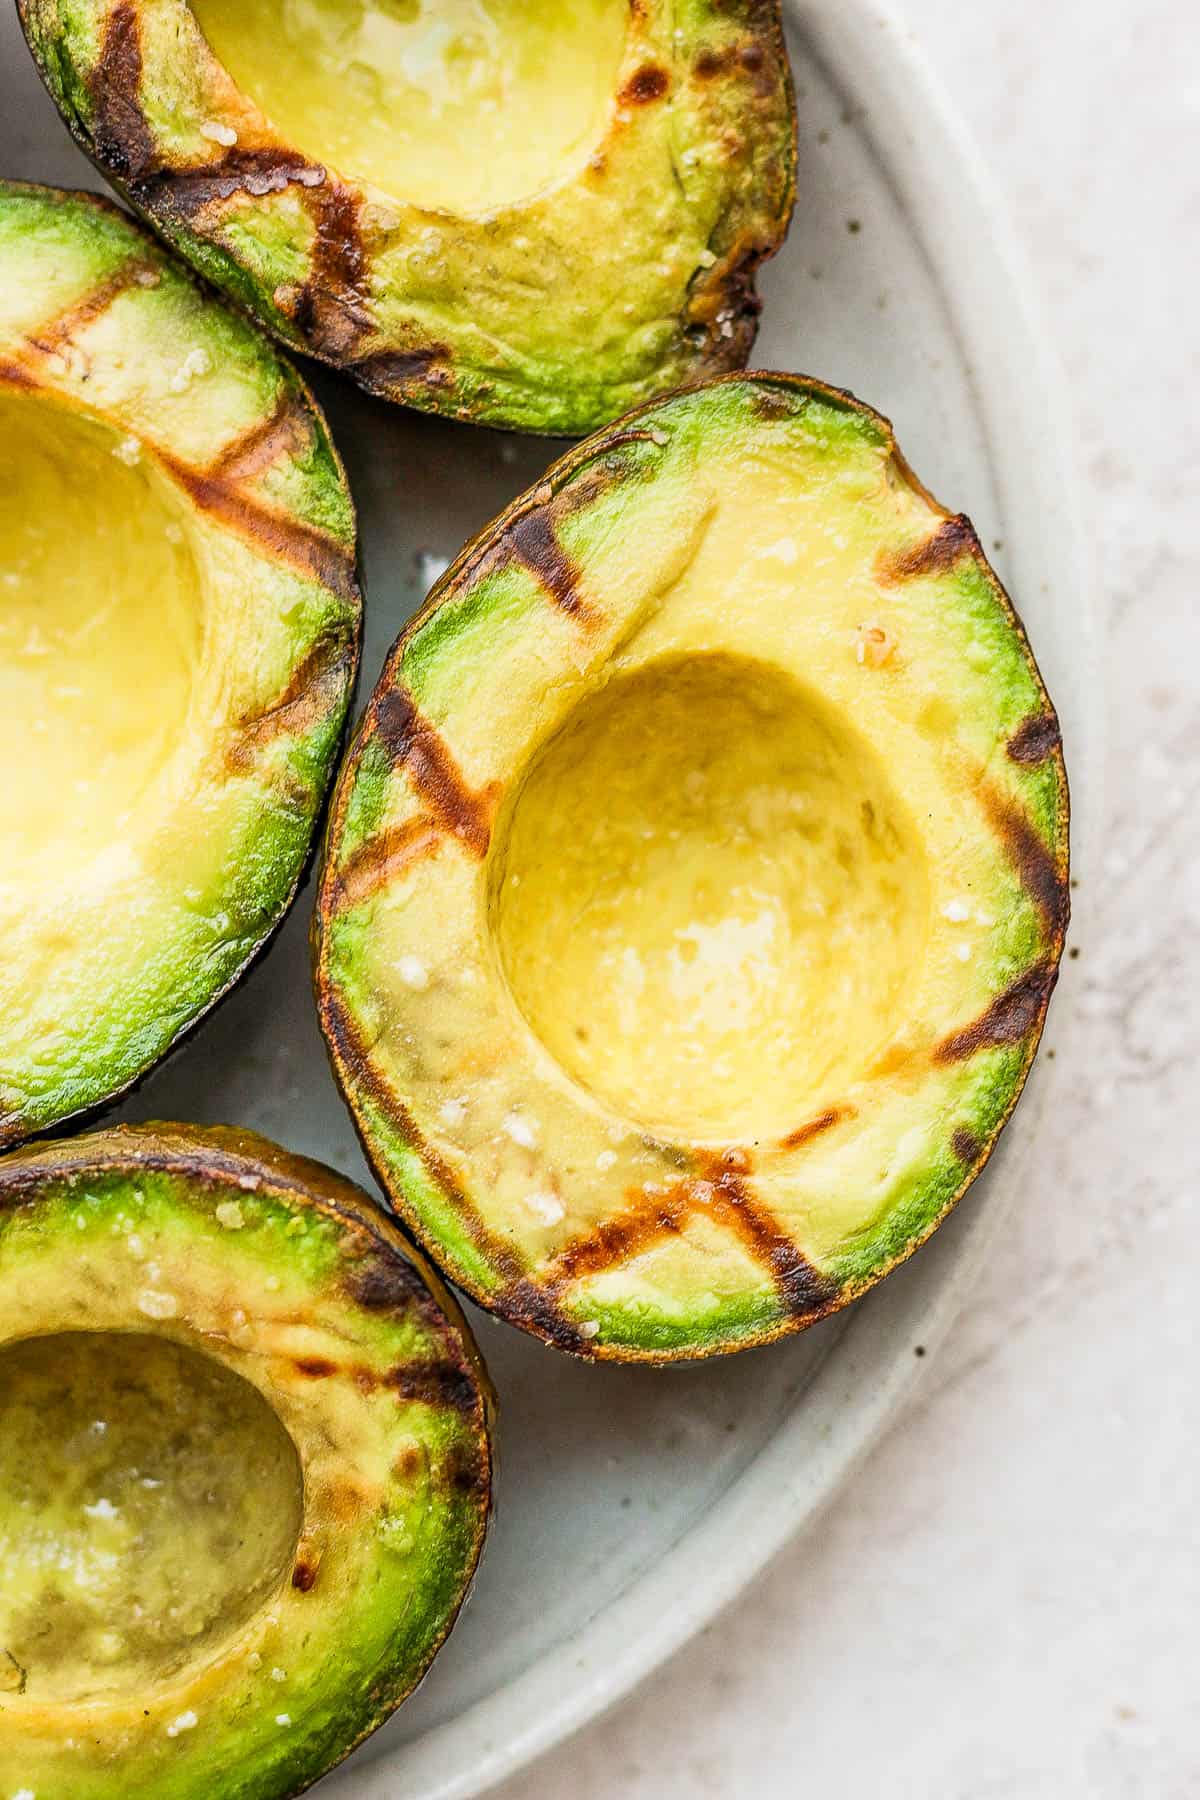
[0,182,361,1149]
[313,372,1069,1363]
[18,0,796,434]
[0,1121,493,1800]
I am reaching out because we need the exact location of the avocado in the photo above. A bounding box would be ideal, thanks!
[313,374,1069,1362]
[0,183,361,1149]
[0,1121,492,1799]
[18,0,796,434]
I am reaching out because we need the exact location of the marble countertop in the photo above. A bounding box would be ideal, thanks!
[487,2,1198,1795]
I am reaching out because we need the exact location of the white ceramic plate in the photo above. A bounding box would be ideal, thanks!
[0,2,1100,1795]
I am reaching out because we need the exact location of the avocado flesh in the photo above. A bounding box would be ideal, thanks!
[0,1124,493,1800]
[0,183,361,1149]
[315,374,1069,1361]
[20,0,795,433]
[189,0,629,217]
[0,390,202,884]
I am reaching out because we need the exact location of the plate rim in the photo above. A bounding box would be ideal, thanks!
[329,3,1103,1794]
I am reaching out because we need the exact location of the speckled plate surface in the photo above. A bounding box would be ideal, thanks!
[0,2,1100,1796]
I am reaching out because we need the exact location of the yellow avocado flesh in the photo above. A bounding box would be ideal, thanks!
[494,653,928,1142]
[189,0,629,216]
[0,390,201,887]
[0,1332,302,1705]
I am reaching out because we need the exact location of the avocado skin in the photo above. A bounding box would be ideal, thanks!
[312,373,1069,1362]
[0,1122,494,1799]
[17,0,797,435]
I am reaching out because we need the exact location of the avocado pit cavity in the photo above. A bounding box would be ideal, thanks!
[0,1332,302,1703]
[492,652,930,1142]
[188,0,630,215]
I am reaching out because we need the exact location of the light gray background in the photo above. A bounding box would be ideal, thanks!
[483,4,1198,1796]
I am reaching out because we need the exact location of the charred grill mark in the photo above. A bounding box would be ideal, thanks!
[294,183,371,361]
[226,625,354,772]
[934,960,1059,1064]
[1,257,158,391]
[320,990,528,1291]
[293,1356,338,1378]
[780,1105,854,1152]
[544,1189,690,1289]
[952,1128,981,1165]
[385,1360,478,1414]
[291,1559,318,1592]
[878,513,978,582]
[207,390,313,482]
[979,784,1069,938]
[92,3,154,180]
[1007,711,1063,765]
[25,259,156,361]
[372,688,498,856]
[620,64,670,104]
[345,1254,430,1314]
[499,1277,591,1353]
[0,359,36,391]
[157,447,357,598]
[695,1152,839,1317]
[539,1149,836,1324]
[507,509,596,623]
[351,344,452,396]
[133,150,326,219]
[334,817,444,909]
[441,1441,488,1497]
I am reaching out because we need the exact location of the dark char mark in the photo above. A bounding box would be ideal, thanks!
[372,688,496,856]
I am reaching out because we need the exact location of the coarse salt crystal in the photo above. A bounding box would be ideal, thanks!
[526,1191,565,1226]
[940,898,971,923]
[578,1320,601,1340]
[395,955,429,991]
[439,1098,467,1128]
[503,1112,538,1150]
[166,1711,198,1738]
[168,347,212,393]
[270,1668,287,1683]
[596,1150,618,1171]
[137,1289,178,1321]
[112,435,142,467]
[953,942,972,962]
[200,120,238,146]
[275,1714,291,1727]
[215,1201,245,1230]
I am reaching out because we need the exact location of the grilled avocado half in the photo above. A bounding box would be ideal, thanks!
[19,0,796,434]
[0,183,360,1149]
[0,1122,492,1800]
[313,374,1069,1362]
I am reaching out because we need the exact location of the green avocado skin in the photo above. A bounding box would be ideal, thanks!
[17,0,797,434]
[0,1124,494,1800]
